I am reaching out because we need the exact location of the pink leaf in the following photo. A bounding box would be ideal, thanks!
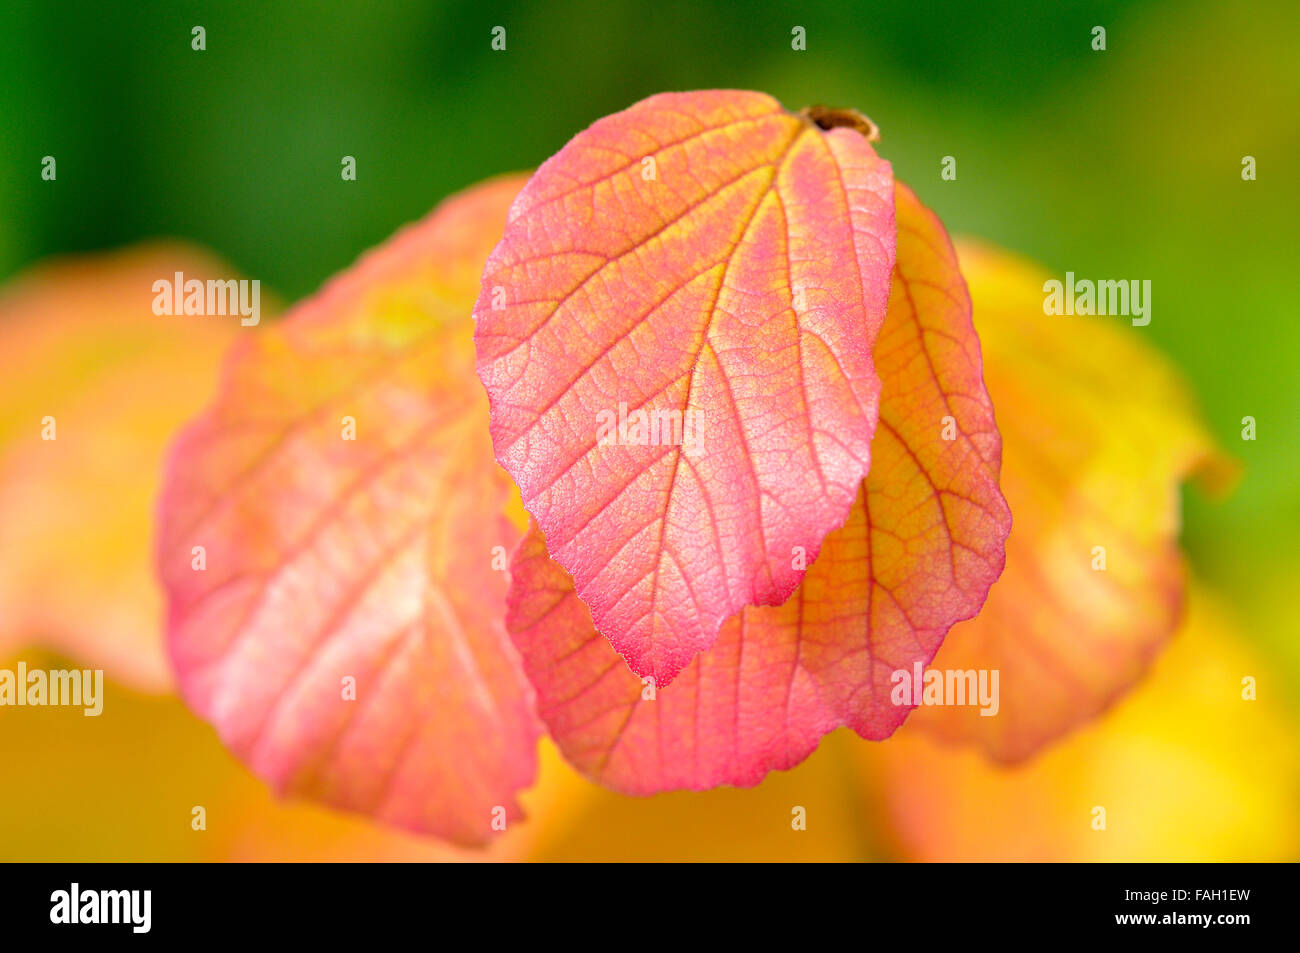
[506,183,1009,793]
[157,176,541,845]
[475,90,897,685]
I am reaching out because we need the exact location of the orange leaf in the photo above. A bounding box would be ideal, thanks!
[0,245,245,690]
[476,91,898,685]
[909,241,1236,760]
[862,584,1298,861]
[505,183,1009,793]
[156,176,541,845]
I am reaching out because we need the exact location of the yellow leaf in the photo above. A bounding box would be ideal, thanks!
[0,246,254,690]
[910,241,1237,759]
[859,583,1299,861]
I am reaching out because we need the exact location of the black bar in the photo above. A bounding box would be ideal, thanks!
[0,862,1276,941]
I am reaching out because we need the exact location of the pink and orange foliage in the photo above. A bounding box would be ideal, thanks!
[117,90,1224,844]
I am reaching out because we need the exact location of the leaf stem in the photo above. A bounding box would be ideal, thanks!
[799,105,881,142]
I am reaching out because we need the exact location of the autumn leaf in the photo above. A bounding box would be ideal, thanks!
[523,579,1300,861]
[156,175,541,845]
[506,183,1010,793]
[0,246,246,691]
[908,241,1236,761]
[860,583,1298,861]
[475,90,898,686]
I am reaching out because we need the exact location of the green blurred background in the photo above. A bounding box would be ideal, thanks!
[2,0,1297,690]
